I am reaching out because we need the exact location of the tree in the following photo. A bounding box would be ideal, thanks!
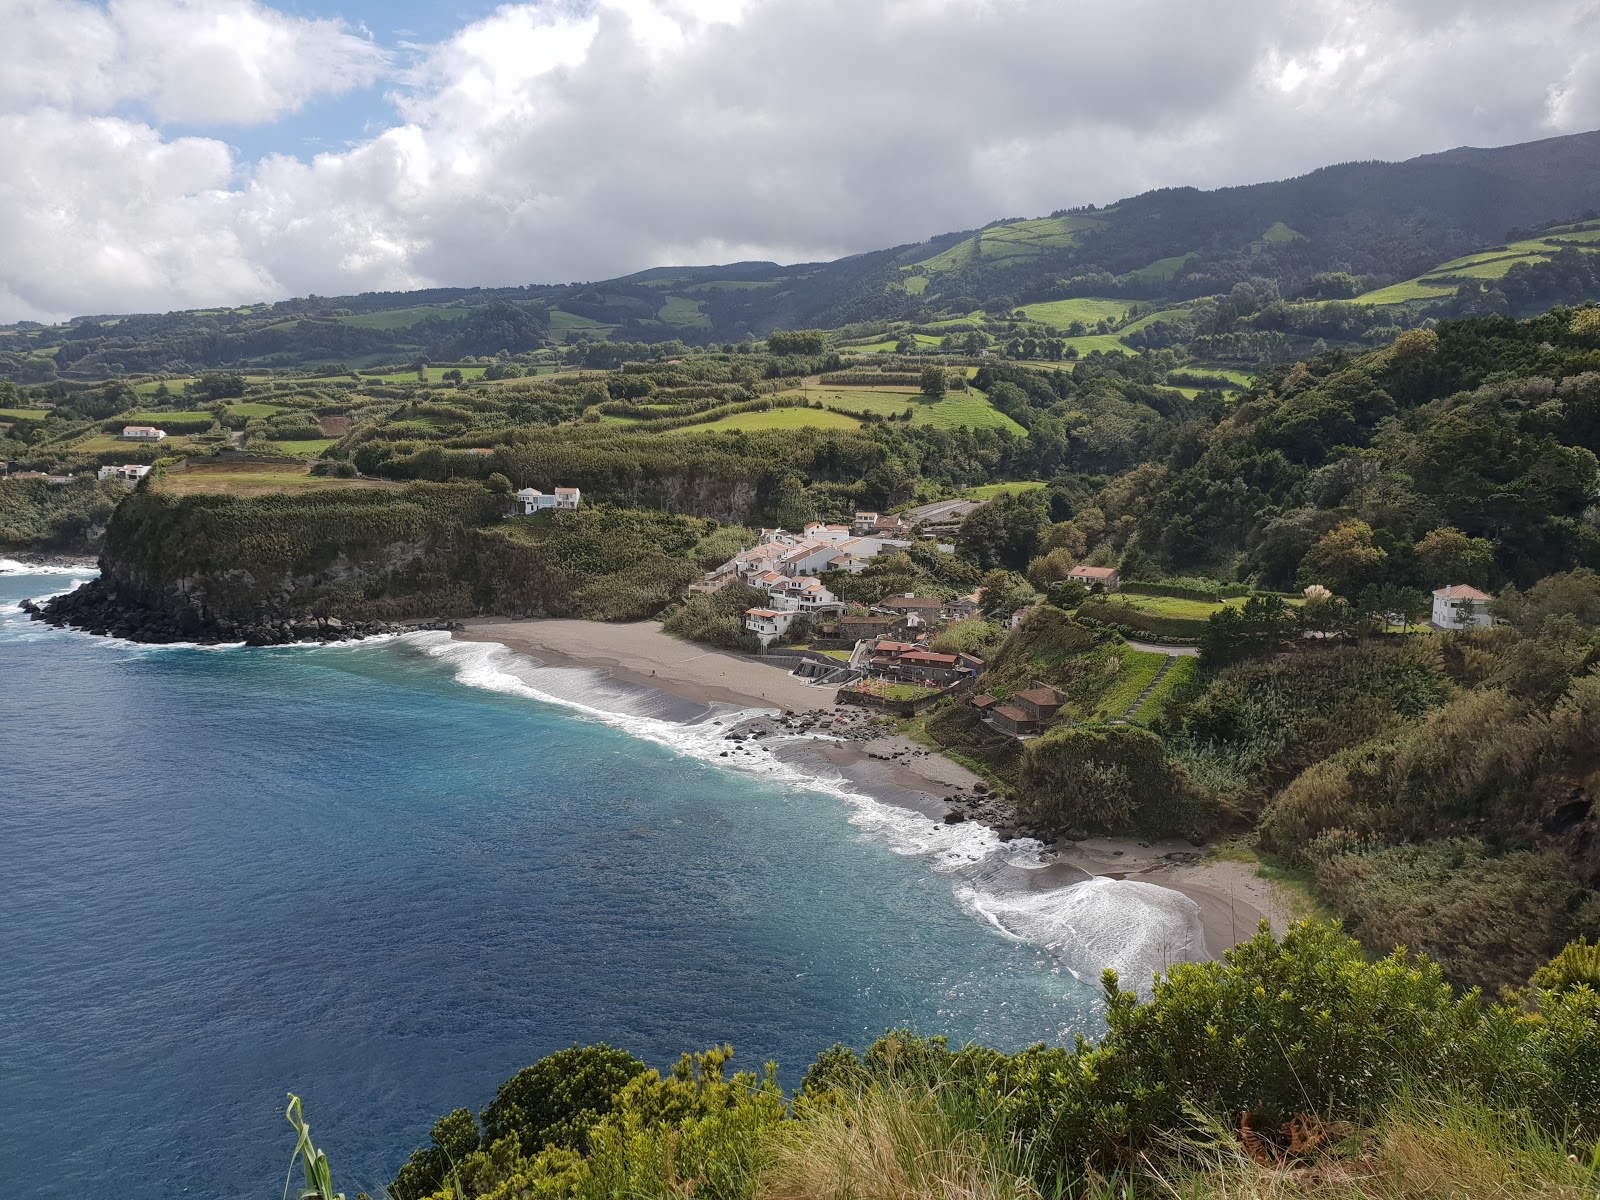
[962,330,990,355]
[480,1044,648,1157]
[955,491,1050,571]
[767,329,827,355]
[484,472,512,495]
[919,366,947,400]
[1297,519,1387,597]
[1415,526,1494,588]
[977,568,1033,619]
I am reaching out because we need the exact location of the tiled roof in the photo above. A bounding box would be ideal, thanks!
[1434,584,1492,601]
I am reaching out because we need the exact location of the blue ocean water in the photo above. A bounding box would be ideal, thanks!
[0,566,1196,1199]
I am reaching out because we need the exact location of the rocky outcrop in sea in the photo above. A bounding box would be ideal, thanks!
[24,575,460,646]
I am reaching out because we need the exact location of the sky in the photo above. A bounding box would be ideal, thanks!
[4,0,1600,323]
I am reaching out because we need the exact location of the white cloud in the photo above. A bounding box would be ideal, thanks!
[0,0,386,124]
[3,0,1600,321]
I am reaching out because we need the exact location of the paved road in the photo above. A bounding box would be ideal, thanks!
[1122,638,1200,657]
[905,497,982,524]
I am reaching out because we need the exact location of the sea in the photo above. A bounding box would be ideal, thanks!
[0,562,1202,1199]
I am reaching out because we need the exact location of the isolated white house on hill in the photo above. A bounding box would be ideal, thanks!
[98,464,151,484]
[120,425,167,442]
[513,487,580,515]
[1431,584,1493,630]
[1067,564,1120,592]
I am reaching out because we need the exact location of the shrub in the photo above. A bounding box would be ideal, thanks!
[1018,723,1210,837]
[480,1044,649,1157]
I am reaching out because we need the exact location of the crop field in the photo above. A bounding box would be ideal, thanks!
[779,385,1026,435]
[656,297,711,328]
[159,464,398,495]
[1121,254,1193,283]
[1120,307,1192,334]
[267,438,338,456]
[132,378,196,395]
[339,306,468,331]
[913,214,1103,273]
[120,412,216,431]
[668,407,862,434]
[547,310,615,341]
[1062,333,1135,356]
[1019,297,1129,328]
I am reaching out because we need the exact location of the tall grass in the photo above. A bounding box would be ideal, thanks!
[762,1083,1036,1200]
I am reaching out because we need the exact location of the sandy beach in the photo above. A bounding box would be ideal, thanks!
[452,616,1296,959]
[458,617,837,712]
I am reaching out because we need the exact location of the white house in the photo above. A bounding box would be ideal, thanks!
[1067,564,1121,592]
[120,425,167,442]
[514,488,558,514]
[744,607,797,647]
[554,486,581,510]
[1431,584,1493,630]
[98,464,151,484]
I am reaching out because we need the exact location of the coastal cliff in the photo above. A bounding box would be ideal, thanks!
[30,481,709,643]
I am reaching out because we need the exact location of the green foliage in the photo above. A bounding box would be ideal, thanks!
[662,585,764,651]
[481,1045,649,1158]
[956,490,1050,571]
[283,1094,343,1200]
[1019,723,1209,837]
[0,476,125,551]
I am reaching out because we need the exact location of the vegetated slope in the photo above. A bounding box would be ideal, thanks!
[8,130,1600,379]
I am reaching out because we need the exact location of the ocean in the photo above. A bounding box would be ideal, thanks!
[0,563,1199,1199]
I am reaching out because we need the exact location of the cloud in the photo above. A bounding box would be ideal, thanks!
[0,0,386,124]
[3,0,1600,321]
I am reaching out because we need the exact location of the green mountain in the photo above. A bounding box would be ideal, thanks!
[5,129,1600,381]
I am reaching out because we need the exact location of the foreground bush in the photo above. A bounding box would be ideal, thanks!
[367,925,1599,1200]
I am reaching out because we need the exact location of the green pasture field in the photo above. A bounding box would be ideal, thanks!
[360,365,490,384]
[844,334,942,352]
[70,433,199,456]
[339,306,468,331]
[1188,365,1255,387]
[1121,254,1193,283]
[1120,307,1191,334]
[548,310,615,341]
[667,407,863,434]
[1260,221,1305,243]
[225,402,289,418]
[132,378,196,395]
[159,463,396,496]
[0,407,46,421]
[121,412,216,430]
[1019,297,1129,327]
[1062,333,1134,357]
[267,438,338,456]
[912,214,1103,273]
[960,481,1046,500]
[1352,279,1455,305]
[656,297,711,329]
[785,386,1027,435]
[680,279,778,294]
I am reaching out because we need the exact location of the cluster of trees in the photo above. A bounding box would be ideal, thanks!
[367,924,1600,1200]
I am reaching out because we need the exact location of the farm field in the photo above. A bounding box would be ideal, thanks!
[359,365,491,384]
[338,306,468,331]
[1121,254,1193,283]
[656,297,710,328]
[1091,649,1171,720]
[132,378,196,395]
[912,213,1104,273]
[547,310,615,341]
[266,438,338,456]
[781,385,1027,434]
[668,407,862,434]
[0,407,47,421]
[1019,297,1129,327]
[67,434,200,456]
[119,412,216,431]
[1120,307,1192,334]
[843,334,942,352]
[224,402,290,418]
[1061,333,1134,356]
[159,463,397,495]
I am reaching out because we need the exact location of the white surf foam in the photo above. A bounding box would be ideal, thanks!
[0,558,98,576]
[408,630,1208,991]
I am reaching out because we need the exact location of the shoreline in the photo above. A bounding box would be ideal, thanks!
[453,617,1295,959]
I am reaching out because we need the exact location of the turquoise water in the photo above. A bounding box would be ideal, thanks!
[3,567,1174,1198]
